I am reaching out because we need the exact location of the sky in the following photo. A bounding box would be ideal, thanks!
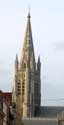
[0,0,64,106]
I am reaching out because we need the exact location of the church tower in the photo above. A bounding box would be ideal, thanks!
[12,12,41,117]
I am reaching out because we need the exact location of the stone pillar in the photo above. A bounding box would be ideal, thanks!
[23,64,30,117]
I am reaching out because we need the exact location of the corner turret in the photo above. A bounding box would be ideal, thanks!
[37,56,41,73]
[15,54,18,74]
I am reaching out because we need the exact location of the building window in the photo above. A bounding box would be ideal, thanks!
[22,82,25,95]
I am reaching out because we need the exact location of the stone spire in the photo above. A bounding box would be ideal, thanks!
[13,12,41,118]
[20,11,35,68]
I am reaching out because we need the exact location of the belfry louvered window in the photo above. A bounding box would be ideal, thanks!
[17,79,21,95]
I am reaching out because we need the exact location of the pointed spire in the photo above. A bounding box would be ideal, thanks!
[20,12,35,67]
[24,11,32,45]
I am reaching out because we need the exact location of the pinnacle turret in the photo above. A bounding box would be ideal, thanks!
[15,54,18,71]
[37,56,41,72]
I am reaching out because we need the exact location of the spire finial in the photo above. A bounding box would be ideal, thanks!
[27,5,31,18]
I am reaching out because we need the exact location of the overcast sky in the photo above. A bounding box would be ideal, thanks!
[0,0,64,106]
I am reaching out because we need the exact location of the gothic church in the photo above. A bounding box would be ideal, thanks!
[12,12,41,118]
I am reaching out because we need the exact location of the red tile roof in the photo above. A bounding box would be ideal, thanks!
[2,92,12,101]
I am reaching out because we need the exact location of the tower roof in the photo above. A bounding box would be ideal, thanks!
[24,11,33,47]
[20,12,35,67]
